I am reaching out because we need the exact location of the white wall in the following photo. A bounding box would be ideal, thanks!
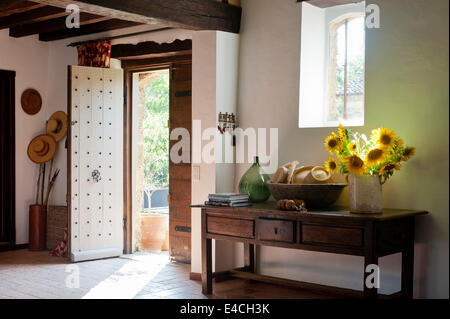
[190,31,241,274]
[216,31,239,194]
[299,3,326,127]
[236,0,448,298]
[214,32,241,271]
[365,0,449,298]
[191,31,218,274]
[0,30,66,245]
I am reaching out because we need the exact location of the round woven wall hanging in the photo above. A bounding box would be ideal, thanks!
[21,88,42,115]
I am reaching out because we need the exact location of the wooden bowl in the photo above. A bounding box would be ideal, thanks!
[267,182,347,209]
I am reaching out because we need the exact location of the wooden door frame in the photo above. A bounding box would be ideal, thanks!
[122,53,192,254]
[67,66,72,259]
[0,69,16,252]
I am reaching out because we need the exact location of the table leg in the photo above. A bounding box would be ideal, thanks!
[401,218,415,299]
[244,243,255,273]
[364,222,378,299]
[202,237,212,295]
[364,254,379,298]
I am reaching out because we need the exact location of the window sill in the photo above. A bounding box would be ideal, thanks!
[298,119,364,129]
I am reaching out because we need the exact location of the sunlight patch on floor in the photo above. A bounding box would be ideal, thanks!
[82,253,170,299]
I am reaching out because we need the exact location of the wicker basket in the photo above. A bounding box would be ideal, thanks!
[46,206,67,250]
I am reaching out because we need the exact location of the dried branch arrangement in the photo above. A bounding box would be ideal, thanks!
[44,167,61,207]
[34,160,60,207]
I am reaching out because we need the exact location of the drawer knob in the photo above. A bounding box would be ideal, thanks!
[274,227,278,235]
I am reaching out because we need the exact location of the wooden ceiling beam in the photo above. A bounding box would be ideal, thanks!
[118,50,192,61]
[0,0,28,11]
[9,12,111,37]
[298,0,363,8]
[38,19,140,41]
[0,1,44,17]
[111,39,192,59]
[122,54,192,71]
[0,5,68,29]
[34,0,241,33]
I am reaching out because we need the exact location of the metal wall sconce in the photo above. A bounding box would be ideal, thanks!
[217,112,237,146]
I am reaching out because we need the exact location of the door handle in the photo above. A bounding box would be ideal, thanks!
[92,170,101,182]
[167,194,171,205]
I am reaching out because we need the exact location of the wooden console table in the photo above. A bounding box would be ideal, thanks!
[194,202,427,299]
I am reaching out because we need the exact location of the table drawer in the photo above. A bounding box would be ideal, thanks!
[258,219,295,243]
[301,224,363,247]
[207,216,254,238]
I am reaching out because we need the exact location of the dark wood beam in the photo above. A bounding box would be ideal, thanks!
[0,1,43,17]
[0,0,28,11]
[121,54,192,71]
[9,12,111,37]
[111,39,192,59]
[118,50,192,61]
[66,27,172,46]
[35,0,241,33]
[0,5,67,29]
[298,0,363,8]
[38,19,140,41]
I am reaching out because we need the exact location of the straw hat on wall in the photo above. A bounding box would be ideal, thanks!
[46,111,68,142]
[27,135,56,164]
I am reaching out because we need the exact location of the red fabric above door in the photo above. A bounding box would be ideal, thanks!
[77,40,111,68]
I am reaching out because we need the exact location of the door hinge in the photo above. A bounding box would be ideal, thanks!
[123,217,127,229]
[175,90,192,98]
[175,226,191,233]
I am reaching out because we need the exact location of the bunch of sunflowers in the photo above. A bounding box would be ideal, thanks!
[324,125,416,180]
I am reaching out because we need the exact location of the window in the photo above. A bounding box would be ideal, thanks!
[328,14,365,123]
[299,1,365,128]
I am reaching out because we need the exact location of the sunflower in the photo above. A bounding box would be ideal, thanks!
[365,147,386,166]
[348,142,358,153]
[371,128,397,150]
[324,133,342,154]
[395,137,404,149]
[338,124,347,143]
[343,155,366,176]
[379,162,401,175]
[325,158,339,174]
[401,146,416,161]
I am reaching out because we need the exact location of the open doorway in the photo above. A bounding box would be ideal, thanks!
[132,69,170,255]
[0,70,16,252]
[124,53,192,263]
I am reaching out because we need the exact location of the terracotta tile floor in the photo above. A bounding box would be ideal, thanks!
[0,250,204,299]
[0,249,332,299]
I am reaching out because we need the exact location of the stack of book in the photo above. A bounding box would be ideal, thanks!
[205,193,251,207]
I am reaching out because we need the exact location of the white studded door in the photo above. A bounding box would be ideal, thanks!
[68,66,124,262]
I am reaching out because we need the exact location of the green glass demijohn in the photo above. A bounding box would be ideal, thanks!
[239,156,271,203]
